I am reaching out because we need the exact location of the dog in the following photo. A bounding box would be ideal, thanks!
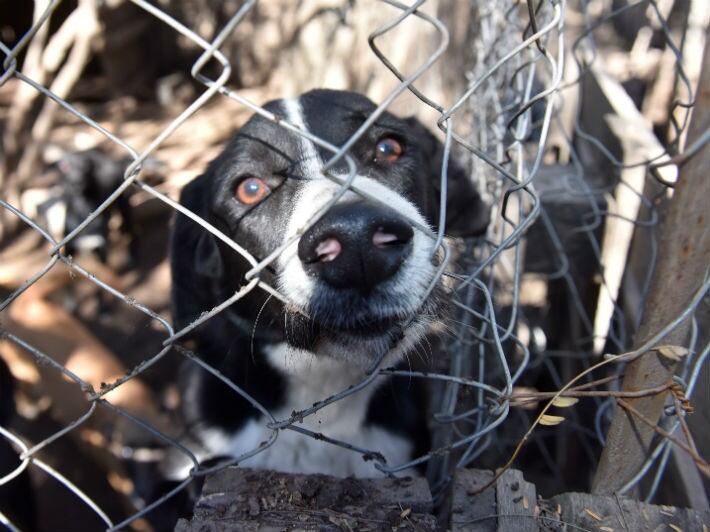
[167,89,488,480]
[39,149,137,262]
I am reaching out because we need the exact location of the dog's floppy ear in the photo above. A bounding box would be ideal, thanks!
[406,117,490,237]
[175,172,224,279]
[193,229,224,278]
[436,150,490,237]
[171,172,225,329]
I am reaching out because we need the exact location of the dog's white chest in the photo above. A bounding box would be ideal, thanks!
[200,343,413,477]
[205,416,411,477]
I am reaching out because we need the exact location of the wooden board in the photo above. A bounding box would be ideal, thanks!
[176,467,438,532]
[449,469,497,532]
[176,467,710,531]
[550,491,710,531]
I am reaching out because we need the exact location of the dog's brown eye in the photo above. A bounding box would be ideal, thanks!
[374,137,403,162]
[235,177,270,205]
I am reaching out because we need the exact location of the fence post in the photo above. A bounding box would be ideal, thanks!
[591,33,710,495]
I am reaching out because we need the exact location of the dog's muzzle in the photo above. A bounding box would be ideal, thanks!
[297,201,414,294]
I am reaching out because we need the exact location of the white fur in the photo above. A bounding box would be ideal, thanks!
[277,176,436,318]
[45,199,67,242]
[277,97,436,322]
[193,343,413,477]
[282,98,323,178]
[275,96,437,369]
[73,234,106,251]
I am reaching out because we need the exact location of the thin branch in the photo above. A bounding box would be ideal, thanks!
[672,395,699,456]
[16,0,101,182]
[2,0,52,178]
[617,399,710,480]
[509,382,671,406]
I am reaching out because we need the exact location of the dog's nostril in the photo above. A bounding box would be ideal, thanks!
[298,201,415,292]
[373,226,405,248]
[315,237,342,262]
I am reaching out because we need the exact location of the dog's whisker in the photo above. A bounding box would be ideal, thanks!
[251,295,273,363]
[416,329,434,366]
[283,311,292,347]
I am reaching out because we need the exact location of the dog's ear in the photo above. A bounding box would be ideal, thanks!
[406,117,490,237]
[175,173,224,279]
[436,151,490,237]
[171,172,224,329]
[193,229,224,278]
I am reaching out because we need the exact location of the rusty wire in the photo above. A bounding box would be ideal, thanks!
[1,0,708,529]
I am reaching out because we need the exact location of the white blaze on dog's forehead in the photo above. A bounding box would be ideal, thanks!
[274,98,439,366]
[281,98,323,178]
[284,176,431,246]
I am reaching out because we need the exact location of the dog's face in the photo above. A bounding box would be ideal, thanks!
[173,89,487,366]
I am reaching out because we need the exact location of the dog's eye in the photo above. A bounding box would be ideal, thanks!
[235,177,271,205]
[374,137,403,162]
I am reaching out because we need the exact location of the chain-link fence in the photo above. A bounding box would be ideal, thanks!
[1,0,709,530]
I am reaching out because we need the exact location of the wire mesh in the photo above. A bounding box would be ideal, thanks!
[1,0,708,530]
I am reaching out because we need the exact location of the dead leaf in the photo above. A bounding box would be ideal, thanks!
[540,414,565,426]
[552,396,579,408]
[656,345,689,361]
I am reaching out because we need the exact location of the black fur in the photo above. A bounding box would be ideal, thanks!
[169,89,487,474]
[0,357,36,532]
[50,149,135,261]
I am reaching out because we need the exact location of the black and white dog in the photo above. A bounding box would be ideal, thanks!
[169,89,488,479]
[43,149,135,262]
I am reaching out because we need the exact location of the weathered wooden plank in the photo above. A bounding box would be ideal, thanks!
[177,467,710,531]
[449,469,497,532]
[176,467,437,532]
[550,491,710,531]
[496,468,538,532]
[449,468,709,531]
[593,29,710,496]
[523,164,606,279]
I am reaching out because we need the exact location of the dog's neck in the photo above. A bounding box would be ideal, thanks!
[189,341,416,479]
[264,342,376,426]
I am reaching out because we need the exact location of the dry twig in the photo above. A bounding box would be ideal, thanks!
[616,399,710,480]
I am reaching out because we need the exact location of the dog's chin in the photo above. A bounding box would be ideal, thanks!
[282,307,427,368]
[278,276,444,367]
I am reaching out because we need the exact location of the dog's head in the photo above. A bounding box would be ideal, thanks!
[172,89,488,366]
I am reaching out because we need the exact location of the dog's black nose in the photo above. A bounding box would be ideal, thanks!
[298,201,414,293]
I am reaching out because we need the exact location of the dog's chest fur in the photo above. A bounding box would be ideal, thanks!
[200,343,413,476]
